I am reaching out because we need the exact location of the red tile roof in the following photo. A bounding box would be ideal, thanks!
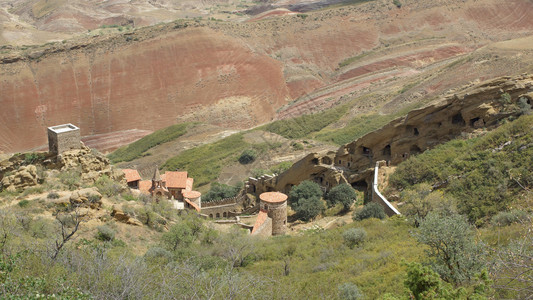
[259,192,288,203]
[183,190,201,198]
[122,169,141,183]
[184,198,201,212]
[251,210,269,235]
[185,178,194,191]
[164,171,188,189]
[138,180,152,194]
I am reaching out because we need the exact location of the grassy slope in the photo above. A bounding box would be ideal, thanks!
[390,114,533,223]
[108,123,190,163]
[162,133,249,188]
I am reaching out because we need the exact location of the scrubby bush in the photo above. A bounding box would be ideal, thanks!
[326,184,357,211]
[203,182,240,202]
[58,168,81,190]
[294,196,324,221]
[337,282,363,300]
[353,202,386,221]
[96,225,115,241]
[491,209,529,226]
[18,200,30,208]
[47,191,60,199]
[238,149,257,164]
[342,228,367,248]
[95,175,125,197]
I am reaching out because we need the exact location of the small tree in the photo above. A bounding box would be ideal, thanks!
[400,183,456,224]
[203,182,240,202]
[353,202,386,221]
[289,181,324,221]
[414,212,486,286]
[326,184,357,211]
[238,149,257,164]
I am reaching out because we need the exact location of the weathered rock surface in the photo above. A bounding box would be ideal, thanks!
[0,164,39,191]
[111,206,143,226]
[248,74,533,195]
[69,187,102,209]
[60,144,125,184]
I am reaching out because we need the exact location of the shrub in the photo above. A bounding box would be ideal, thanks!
[203,182,240,202]
[414,212,486,285]
[292,142,304,150]
[353,202,386,221]
[289,181,325,221]
[518,97,532,115]
[294,196,324,221]
[342,228,367,248]
[491,209,529,227]
[58,168,81,190]
[238,149,257,164]
[18,200,30,208]
[337,282,364,300]
[392,0,402,8]
[96,225,115,241]
[95,175,125,197]
[47,192,60,199]
[326,184,357,210]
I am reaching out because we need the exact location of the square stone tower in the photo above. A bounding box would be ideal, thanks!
[47,124,81,154]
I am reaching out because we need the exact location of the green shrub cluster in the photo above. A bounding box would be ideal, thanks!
[353,202,386,221]
[162,133,249,188]
[289,180,325,221]
[203,182,241,202]
[108,123,189,163]
[238,149,257,164]
[342,228,367,248]
[326,184,357,211]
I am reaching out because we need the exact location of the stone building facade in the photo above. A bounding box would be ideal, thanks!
[47,124,81,154]
[252,192,288,236]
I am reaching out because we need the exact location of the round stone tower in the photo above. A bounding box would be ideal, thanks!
[259,192,288,236]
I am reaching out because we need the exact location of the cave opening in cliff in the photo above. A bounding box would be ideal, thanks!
[414,128,419,136]
[469,117,481,127]
[410,145,422,155]
[352,180,369,202]
[382,145,391,160]
[361,146,372,156]
[452,113,466,125]
[321,156,332,165]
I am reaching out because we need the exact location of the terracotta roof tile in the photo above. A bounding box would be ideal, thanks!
[184,198,201,212]
[182,190,201,198]
[185,177,194,191]
[163,171,188,189]
[259,192,288,203]
[251,210,269,235]
[122,169,141,183]
[139,180,152,194]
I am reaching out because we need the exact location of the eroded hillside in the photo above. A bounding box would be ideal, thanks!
[2,0,533,153]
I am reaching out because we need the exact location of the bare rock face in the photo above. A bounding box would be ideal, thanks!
[111,206,143,226]
[248,74,533,195]
[69,187,102,209]
[0,164,39,191]
[60,144,125,184]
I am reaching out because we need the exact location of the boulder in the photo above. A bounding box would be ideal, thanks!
[111,206,143,227]
[0,164,39,191]
[69,188,102,208]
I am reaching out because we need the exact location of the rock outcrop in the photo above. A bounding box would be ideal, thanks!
[69,187,103,209]
[60,144,125,184]
[247,74,533,197]
[111,206,143,226]
[0,164,40,192]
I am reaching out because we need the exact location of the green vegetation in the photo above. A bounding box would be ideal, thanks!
[390,114,533,223]
[326,184,357,211]
[342,228,367,249]
[353,202,386,221]
[262,104,348,139]
[162,133,249,187]
[203,182,241,202]
[238,149,257,164]
[338,52,370,68]
[96,225,115,241]
[289,180,325,221]
[393,0,402,8]
[108,123,190,163]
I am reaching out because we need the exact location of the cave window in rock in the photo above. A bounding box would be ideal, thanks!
[351,180,369,203]
[209,214,213,218]
[216,213,220,218]
[223,212,227,218]
[452,113,466,126]
[414,128,419,136]
[321,156,332,165]
[362,146,372,157]
[410,145,422,155]
[469,117,482,127]
[312,158,319,165]
[347,162,351,167]
[382,145,391,159]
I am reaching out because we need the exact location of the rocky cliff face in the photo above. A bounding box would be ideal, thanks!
[248,74,533,195]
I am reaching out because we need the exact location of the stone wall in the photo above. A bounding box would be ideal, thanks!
[201,203,239,219]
